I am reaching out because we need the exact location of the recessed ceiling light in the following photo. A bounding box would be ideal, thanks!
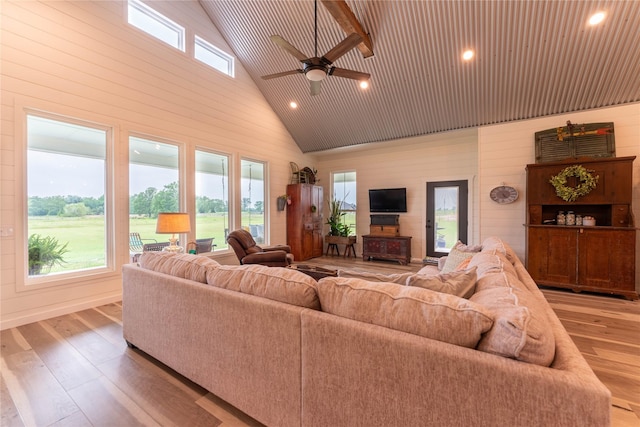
[360,80,369,89]
[588,11,605,26]
[289,101,298,109]
[462,50,474,61]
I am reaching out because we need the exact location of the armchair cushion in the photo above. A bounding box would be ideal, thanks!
[242,251,294,267]
[227,229,293,267]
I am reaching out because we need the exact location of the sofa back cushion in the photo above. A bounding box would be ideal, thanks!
[206,264,320,309]
[470,285,556,366]
[337,269,414,285]
[407,267,478,298]
[317,277,493,348]
[139,251,220,283]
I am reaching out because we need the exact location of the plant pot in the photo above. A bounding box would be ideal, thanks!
[277,198,287,211]
[325,235,356,245]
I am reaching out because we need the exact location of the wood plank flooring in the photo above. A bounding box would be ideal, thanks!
[1,256,639,426]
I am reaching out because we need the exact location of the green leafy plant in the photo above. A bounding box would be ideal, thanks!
[327,195,352,237]
[28,234,69,275]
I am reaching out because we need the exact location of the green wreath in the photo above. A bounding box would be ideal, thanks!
[549,165,599,202]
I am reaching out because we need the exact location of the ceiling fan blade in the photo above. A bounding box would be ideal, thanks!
[329,67,370,81]
[270,35,309,62]
[310,80,322,96]
[261,69,303,80]
[322,33,362,64]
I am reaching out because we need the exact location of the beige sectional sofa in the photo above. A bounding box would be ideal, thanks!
[122,237,611,426]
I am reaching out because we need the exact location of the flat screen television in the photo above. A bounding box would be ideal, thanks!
[369,188,407,213]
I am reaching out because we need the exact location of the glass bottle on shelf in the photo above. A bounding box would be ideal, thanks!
[557,211,566,225]
[576,214,583,226]
[566,211,576,226]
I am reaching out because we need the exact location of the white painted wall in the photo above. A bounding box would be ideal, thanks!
[316,103,639,290]
[479,103,640,287]
[0,0,311,328]
[1,1,638,329]
[313,128,480,260]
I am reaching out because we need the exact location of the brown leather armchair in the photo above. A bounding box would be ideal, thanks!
[227,229,294,267]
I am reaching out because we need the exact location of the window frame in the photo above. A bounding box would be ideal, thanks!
[20,110,116,291]
[128,133,187,251]
[127,0,186,52]
[194,148,232,251]
[194,35,235,77]
[239,158,268,244]
[331,170,357,233]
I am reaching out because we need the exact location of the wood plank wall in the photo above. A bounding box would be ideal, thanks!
[0,0,311,328]
[1,0,638,329]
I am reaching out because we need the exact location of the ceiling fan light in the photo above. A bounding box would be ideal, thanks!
[306,68,326,81]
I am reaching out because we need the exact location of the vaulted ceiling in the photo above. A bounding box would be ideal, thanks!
[199,1,640,153]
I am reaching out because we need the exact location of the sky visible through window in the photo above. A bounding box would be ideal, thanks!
[30,158,262,207]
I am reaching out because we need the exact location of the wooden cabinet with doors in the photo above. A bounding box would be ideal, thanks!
[525,156,637,300]
[286,184,323,261]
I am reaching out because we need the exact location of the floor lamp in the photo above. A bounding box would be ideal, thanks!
[156,212,191,253]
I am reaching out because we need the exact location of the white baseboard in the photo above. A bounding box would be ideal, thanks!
[0,293,123,330]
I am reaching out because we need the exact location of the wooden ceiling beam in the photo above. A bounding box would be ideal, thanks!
[320,0,374,58]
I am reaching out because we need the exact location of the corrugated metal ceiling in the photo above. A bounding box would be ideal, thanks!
[199,0,640,153]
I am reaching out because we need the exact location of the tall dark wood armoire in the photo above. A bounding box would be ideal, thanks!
[286,184,323,261]
[525,156,637,300]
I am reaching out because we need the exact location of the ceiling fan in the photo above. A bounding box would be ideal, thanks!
[261,0,370,96]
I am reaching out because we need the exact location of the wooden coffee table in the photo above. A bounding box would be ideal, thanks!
[289,264,338,281]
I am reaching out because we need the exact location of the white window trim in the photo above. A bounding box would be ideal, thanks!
[194,35,235,77]
[18,108,117,292]
[127,0,186,52]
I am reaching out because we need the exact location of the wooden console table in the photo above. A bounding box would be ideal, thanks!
[362,235,411,265]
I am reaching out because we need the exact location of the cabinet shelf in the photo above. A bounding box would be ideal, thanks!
[525,156,637,300]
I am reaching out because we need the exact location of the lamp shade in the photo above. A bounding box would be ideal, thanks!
[156,212,191,234]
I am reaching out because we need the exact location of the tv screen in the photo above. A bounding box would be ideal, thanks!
[369,188,407,213]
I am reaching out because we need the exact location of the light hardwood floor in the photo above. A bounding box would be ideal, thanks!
[1,256,639,426]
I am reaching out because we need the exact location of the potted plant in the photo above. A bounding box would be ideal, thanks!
[326,196,353,238]
[28,234,69,275]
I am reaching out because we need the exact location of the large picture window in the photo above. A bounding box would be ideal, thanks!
[27,115,109,278]
[195,150,229,250]
[240,159,265,243]
[129,136,181,250]
[332,171,357,232]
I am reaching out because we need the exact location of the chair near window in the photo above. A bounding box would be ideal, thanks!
[129,232,156,261]
[143,242,170,252]
[227,229,293,267]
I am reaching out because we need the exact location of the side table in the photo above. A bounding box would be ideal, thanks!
[325,235,357,258]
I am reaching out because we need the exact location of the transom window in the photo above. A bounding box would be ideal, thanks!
[195,36,235,77]
[127,0,185,51]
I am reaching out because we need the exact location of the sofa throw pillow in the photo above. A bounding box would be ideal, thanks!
[440,248,475,274]
[206,264,320,309]
[407,267,478,298]
[453,240,483,253]
[337,269,414,285]
[470,286,556,366]
[416,264,440,276]
[468,252,517,281]
[139,251,220,284]
[317,277,493,348]
[480,236,507,256]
